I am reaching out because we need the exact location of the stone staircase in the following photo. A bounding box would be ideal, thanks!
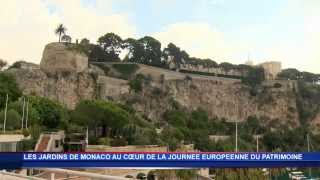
[35,135,50,152]
[34,131,65,152]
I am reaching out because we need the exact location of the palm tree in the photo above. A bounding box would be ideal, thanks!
[55,24,67,42]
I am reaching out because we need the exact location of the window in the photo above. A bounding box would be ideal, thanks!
[55,140,60,148]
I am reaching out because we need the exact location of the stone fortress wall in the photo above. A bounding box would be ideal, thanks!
[171,59,282,80]
[9,42,302,127]
[258,61,282,80]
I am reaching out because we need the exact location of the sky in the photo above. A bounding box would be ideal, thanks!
[0,0,319,73]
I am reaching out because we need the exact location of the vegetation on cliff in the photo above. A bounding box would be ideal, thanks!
[0,72,22,108]
[296,81,320,126]
[278,68,320,83]
[73,32,264,78]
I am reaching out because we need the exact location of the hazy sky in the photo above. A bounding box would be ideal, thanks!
[0,0,319,73]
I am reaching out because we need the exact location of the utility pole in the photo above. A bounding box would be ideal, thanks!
[3,94,8,133]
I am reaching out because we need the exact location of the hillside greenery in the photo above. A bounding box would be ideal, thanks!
[278,68,320,83]
[0,72,22,108]
[112,64,139,79]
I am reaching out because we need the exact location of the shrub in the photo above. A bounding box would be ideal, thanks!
[129,74,145,93]
[147,171,156,180]
[98,137,111,145]
[21,139,37,151]
[0,109,21,130]
[242,67,265,87]
[112,64,139,79]
[137,172,147,179]
[125,175,134,179]
[185,75,192,81]
[110,137,128,147]
[22,129,30,137]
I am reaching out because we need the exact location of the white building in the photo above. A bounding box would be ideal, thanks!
[0,134,29,152]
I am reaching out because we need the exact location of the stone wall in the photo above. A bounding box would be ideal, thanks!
[10,61,299,126]
[40,42,88,75]
[180,64,245,77]
[258,61,282,80]
[86,145,167,152]
[97,76,129,101]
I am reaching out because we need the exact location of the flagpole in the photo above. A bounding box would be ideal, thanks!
[307,134,312,178]
[21,97,25,130]
[3,94,8,133]
[86,127,89,145]
[26,97,29,129]
[235,120,238,152]
[256,136,259,152]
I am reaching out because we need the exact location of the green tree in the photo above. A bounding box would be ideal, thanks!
[123,37,163,67]
[244,116,265,134]
[175,170,197,180]
[189,108,209,129]
[97,33,123,61]
[164,110,187,128]
[55,24,67,43]
[71,100,130,137]
[0,73,22,108]
[8,100,40,127]
[80,38,90,46]
[163,43,184,67]
[242,67,265,87]
[278,68,300,80]
[122,38,143,62]
[138,36,162,66]
[129,74,146,93]
[0,59,7,70]
[219,62,235,72]
[28,96,67,129]
[88,44,107,61]
[71,100,105,129]
[0,109,21,130]
[161,126,184,150]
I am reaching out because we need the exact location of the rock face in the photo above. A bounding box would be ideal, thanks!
[9,43,301,126]
[40,42,88,74]
[120,79,300,126]
[9,68,96,109]
[9,42,94,109]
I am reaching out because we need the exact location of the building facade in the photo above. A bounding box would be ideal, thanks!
[258,61,282,80]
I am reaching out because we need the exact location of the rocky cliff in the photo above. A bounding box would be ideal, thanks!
[123,78,299,126]
[9,43,303,127]
[9,43,96,109]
